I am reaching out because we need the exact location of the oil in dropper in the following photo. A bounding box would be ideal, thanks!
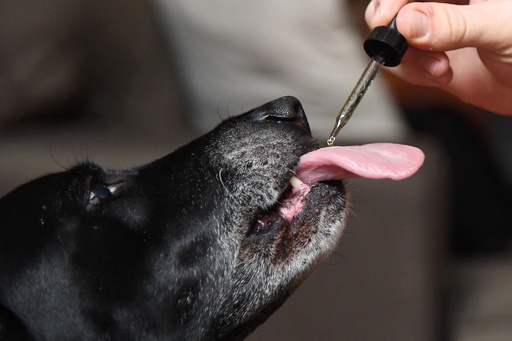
[327,15,408,146]
[327,57,383,146]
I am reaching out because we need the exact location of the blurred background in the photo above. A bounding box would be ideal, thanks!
[1,0,512,340]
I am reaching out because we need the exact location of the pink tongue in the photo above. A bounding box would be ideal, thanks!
[296,143,425,184]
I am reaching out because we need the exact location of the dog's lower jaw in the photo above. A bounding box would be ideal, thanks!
[244,180,348,265]
[209,181,348,341]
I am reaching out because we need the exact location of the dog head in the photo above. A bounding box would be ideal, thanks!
[0,97,348,340]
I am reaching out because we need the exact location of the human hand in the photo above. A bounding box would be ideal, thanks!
[365,0,512,115]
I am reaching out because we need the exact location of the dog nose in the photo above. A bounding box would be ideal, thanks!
[252,96,311,133]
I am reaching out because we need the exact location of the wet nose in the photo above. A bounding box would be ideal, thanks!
[251,96,311,133]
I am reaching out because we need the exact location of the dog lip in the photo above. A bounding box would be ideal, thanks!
[248,182,311,237]
[277,182,312,223]
[248,176,338,238]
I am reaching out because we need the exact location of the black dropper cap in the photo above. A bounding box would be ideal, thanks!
[363,16,408,67]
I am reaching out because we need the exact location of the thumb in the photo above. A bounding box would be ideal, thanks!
[396,1,512,52]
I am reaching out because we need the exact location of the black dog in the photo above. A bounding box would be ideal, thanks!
[0,97,348,340]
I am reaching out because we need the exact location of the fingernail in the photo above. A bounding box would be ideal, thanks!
[408,9,430,38]
[368,0,381,27]
[374,1,381,20]
[420,55,451,84]
[420,55,440,77]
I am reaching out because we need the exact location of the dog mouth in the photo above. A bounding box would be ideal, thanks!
[248,143,425,248]
[250,177,312,234]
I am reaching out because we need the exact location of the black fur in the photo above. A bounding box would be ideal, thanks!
[0,97,348,340]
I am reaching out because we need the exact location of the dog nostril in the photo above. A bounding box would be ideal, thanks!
[270,96,304,120]
[287,97,310,131]
[287,96,305,119]
[278,96,310,133]
[254,96,311,133]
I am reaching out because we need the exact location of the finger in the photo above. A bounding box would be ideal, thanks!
[389,47,453,87]
[396,1,512,52]
[365,0,409,29]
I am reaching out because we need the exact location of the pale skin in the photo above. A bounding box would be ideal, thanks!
[365,0,512,115]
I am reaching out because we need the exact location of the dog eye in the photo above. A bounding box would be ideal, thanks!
[88,183,117,203]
